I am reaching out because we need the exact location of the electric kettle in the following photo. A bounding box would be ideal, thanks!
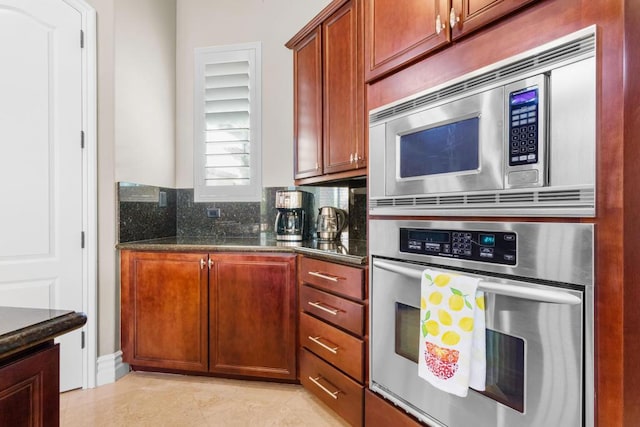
[316,206,347,241]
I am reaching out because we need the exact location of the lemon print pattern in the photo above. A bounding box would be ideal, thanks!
[438,309,453,326]
[421,297,427,310]
[434,274,451,287]
[429,291,443,305]
[442,331,461,346]
[459,317,474,332]
[425,320,440,336]
[476,295,485,310]
[449,294,464,311]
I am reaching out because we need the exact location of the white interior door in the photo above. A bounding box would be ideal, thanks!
[0,0,84,391]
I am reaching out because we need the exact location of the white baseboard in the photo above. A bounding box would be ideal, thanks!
[96,350,130,386]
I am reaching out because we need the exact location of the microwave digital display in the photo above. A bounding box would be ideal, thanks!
[511,89,538,105]
[399,117,480,178]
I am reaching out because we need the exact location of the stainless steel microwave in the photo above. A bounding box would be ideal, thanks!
[369,26,596,217]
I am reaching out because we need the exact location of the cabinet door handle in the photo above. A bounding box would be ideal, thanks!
[208,259,213,269]
[308,336,339,354]
[349,153,354,163]
[200,259,206,269]
[435,14,445,35]
[308,271,340,282]
[450,7,460,29]
[308,376,341,400]
[308,301,339,316]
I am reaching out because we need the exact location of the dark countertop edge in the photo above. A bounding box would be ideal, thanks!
[0,312,87,360]
[117,240,368,266]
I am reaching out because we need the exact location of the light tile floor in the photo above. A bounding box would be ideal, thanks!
[60,371,349,426]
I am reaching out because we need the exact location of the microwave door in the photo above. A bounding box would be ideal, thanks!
[384,85,505,197]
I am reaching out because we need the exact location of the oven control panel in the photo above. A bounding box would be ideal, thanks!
[400,228,517,265]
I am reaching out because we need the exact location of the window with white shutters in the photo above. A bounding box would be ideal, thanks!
[193,42,262,202]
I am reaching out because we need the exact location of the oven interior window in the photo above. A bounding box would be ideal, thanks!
[399,117,480,178]
[395,303,525,413]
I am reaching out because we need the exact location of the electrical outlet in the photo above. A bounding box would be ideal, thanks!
[158,191,167,207]
[207,207,221,218]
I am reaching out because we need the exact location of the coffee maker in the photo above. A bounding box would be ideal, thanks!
[275,190,308,241]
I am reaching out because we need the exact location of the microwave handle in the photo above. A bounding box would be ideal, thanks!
[372,260,581,305]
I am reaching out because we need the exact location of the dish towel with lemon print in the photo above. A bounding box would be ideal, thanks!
[418,269,486,397]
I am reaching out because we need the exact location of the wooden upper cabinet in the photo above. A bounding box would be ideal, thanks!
[120,251,209,372]
[364,0,449,82]
[293,27,323,180]
[323,0,364,174]
[288,0,365,184]
[450,0,538,39]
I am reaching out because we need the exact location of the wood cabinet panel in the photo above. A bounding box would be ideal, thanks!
[288,0,365,184]
[450,0,538,39]
[364,0,449,82]
[300,257,364,300]
[323,0,363,174]
[300,312,364,381]
[293,28,323,179]
[301,285,364,335]
[300,348,363,427]
[0,343,59,427]
[209,253,297,380]
[364,389,423,427]
[121,251,209,372]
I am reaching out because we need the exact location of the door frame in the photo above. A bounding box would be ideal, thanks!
[64,0,97,389]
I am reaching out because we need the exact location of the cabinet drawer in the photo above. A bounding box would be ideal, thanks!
[300,312,364,381]
[300,348,363,427]
[300,257,364,300]
[301,285,364,336]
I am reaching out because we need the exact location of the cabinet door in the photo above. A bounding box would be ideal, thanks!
[293,27,323,180]
[0,344,59,427]
[450,0,537,39]
[209,253,297,380]
[120,251,209,372]
[323,0,363,174]
[364,0,449,82]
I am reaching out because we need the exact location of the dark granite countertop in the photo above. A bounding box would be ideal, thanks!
[0,307,87,359]
[117,235,368,266]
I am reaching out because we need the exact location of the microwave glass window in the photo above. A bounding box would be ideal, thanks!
[395,302,525,412]
[399,117,480,178]
[395,302,419,363]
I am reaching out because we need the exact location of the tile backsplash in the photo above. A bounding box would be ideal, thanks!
[117,183,367,243]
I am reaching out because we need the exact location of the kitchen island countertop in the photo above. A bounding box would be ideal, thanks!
[117,235,368,266]
[0,306,87,359]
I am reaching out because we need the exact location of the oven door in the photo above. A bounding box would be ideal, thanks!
[370,258,584,427]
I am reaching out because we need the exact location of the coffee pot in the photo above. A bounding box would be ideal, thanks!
[316,206,347,241]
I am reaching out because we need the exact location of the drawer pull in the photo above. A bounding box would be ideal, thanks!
[308,376,341,400]
[308,301,339,315]
[308,271,340,282]
[308,336,339,354]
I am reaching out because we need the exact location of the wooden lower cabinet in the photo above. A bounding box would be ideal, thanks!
[300,349,363,427]
[209,253,297,380]
[121,251,209,372]
[298,256,367,426]
[365,389,424,427]
[121,250,297,381]
[0,343,60,427]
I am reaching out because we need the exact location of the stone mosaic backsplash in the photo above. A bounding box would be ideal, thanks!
[118,183,367,243]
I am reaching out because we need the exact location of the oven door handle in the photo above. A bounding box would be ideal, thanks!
[372,260,581,305]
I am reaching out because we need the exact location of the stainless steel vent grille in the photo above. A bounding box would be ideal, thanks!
[369,187,595,217]
[370,31,595,124]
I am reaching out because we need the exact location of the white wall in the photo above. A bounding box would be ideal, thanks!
[115,0,176,188]
[175,0,332,188]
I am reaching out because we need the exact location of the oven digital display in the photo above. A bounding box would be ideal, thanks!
[408,230,450,243]
[479,234,495,246]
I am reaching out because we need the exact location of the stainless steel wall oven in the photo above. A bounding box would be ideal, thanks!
[368,219,594,427]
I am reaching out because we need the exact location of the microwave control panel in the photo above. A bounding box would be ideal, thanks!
[400,228,517,265]
[509,87,539,167]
